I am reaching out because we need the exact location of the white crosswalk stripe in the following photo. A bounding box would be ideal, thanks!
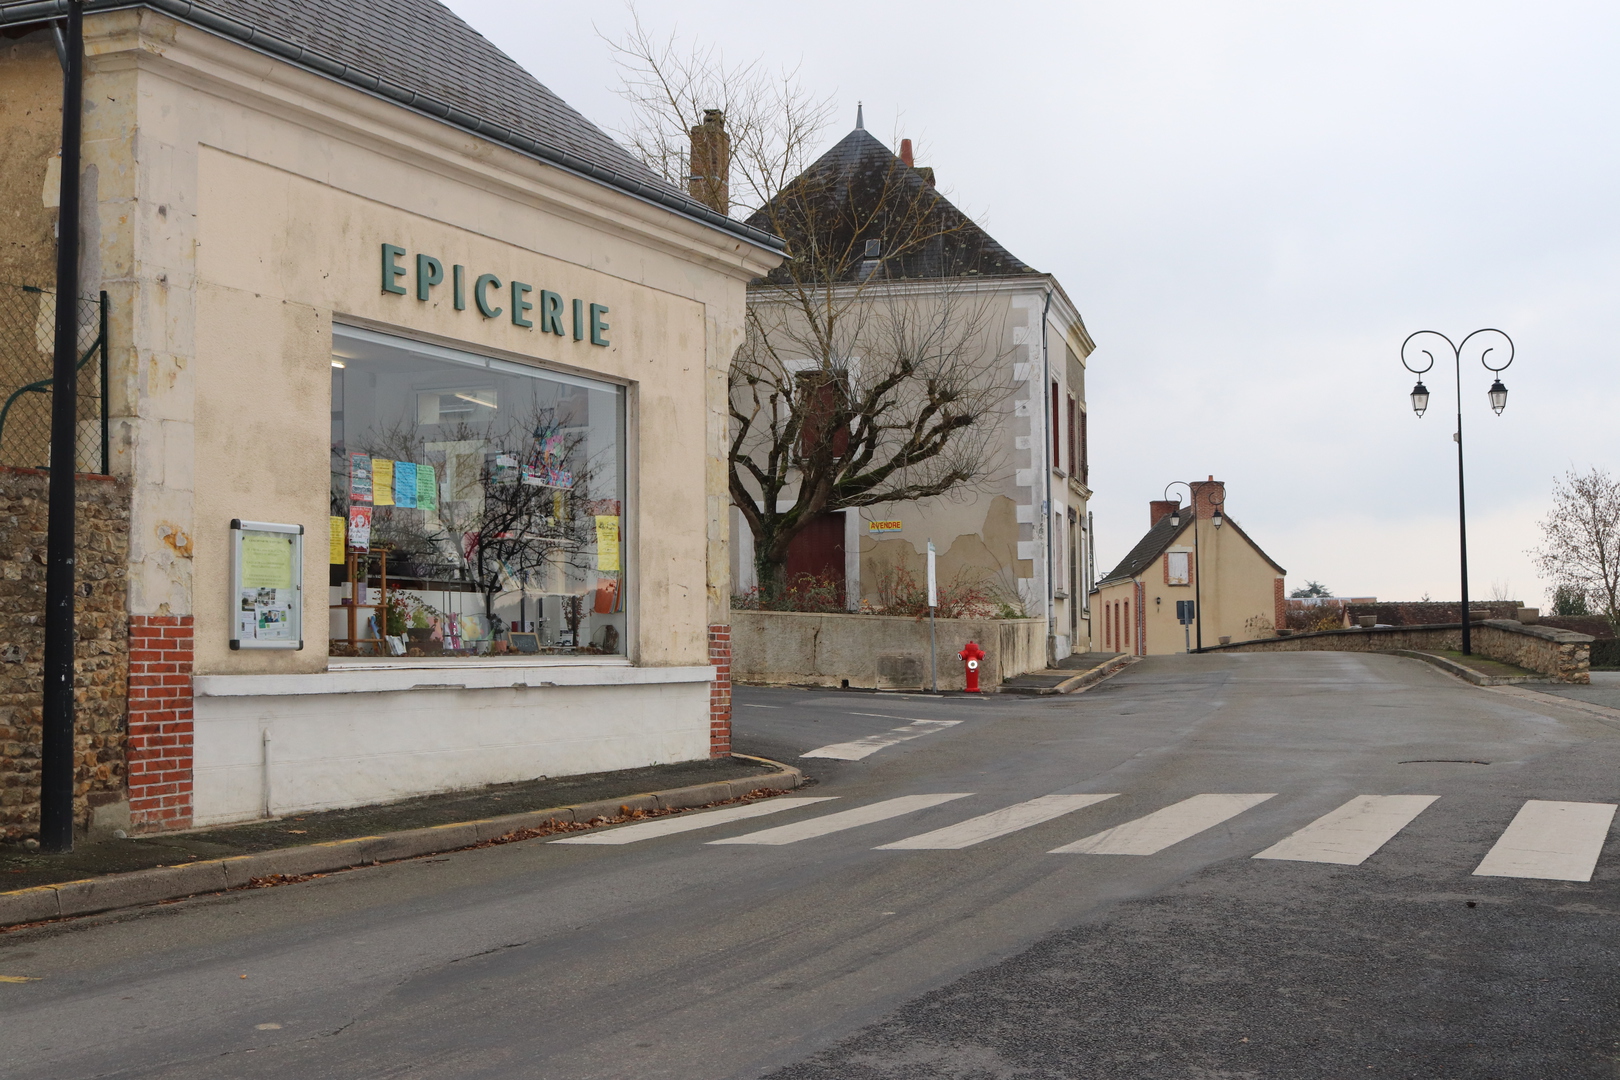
[801,720,961,761]
[1472,800,1618,882]
[1252,795,1440,865]
[708,793,973,846]
[550,797,839,845]
[1050,793,1277,856]
[877,794,1119,850]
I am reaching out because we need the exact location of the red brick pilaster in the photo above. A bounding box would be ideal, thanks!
[1134,581,1147,656]
[127,615,193,832]
[708,623,731,757]
[1274,577,1286,633]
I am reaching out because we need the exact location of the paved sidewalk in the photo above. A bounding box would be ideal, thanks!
[1532,670,1620,711]
[0,757,775,893]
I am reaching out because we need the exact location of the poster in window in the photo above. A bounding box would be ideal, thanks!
[230,520,303,651]
[328,516,345,565]
[594,515,620,572]
[416,463,438,514]
[348,505,372,551]
[373,459,395,506]
[393,460,418,508]
[348,452,372,504]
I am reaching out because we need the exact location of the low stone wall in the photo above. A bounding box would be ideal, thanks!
[1203,619,1592,683]
[731,610,1045,691]
[0,467,131,840]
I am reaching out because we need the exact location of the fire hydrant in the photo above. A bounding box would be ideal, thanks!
[959,640,986,693]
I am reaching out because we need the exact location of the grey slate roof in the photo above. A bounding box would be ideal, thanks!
[1098,511,1188,587]
[0,0,783,251]
[745,126,1037,283]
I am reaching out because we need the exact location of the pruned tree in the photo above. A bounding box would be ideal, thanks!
[1290,581,1333,598]
[1531,466,1620,637]
[608,13,1022,597]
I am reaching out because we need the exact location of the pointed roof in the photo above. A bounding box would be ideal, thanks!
[1097,509,1285,588]
[0,0,783,252]
[744,125,1037,283]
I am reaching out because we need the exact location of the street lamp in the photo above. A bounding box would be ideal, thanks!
[1400,328,1515,656]
[1164,480,1225,652]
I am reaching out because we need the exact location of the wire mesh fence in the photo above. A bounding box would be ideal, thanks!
[0,283,107,475]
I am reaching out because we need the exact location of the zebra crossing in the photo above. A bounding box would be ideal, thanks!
[550,789,1620,883]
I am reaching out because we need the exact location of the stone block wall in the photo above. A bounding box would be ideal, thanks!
[0,467,130,840]
[1204,619,1592,683]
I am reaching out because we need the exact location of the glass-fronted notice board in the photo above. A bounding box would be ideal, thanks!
[230,519,304,650]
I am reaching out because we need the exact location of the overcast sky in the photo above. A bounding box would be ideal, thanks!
[446,0,1618,605]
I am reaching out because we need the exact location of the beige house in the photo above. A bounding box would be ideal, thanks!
[729,120,1096,661]
[0,0,780,833]
[1093,479,1285,656]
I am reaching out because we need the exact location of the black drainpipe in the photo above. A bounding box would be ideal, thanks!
[40,0,83,853]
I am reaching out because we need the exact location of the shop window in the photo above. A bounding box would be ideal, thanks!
[330,325,626,659]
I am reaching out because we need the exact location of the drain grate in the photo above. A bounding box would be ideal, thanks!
[1398,759,1491,765]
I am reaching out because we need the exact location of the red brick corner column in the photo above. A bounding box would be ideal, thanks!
[1274,577,1287,632]
[708,623,731,757]
[127,615,194,832]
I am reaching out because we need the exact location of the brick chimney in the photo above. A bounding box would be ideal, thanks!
[900,138,914,167]
[1189,476,1226,520]
[689,108,730,215]
[1150,500,1180,528]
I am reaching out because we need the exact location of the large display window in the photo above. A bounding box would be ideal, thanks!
[329,325,626,658]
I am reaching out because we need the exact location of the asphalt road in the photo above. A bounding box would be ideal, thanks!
[3,652,1619,1079]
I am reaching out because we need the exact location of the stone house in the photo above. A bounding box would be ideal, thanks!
[727,114,1097,661]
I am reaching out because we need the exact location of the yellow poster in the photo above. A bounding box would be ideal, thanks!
[329,516,346,564]
[241,533,293,589]
[372,459,395,506]
[594,515,620,572]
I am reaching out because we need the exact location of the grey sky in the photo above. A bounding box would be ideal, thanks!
[446,0,1619,604]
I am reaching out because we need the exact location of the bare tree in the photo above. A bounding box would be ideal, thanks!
[1531,466,1620,637]
[608,14,1021,597]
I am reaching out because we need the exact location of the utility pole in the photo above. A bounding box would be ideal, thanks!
[40,0,84,853]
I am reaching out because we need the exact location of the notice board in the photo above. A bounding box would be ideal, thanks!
[229,519,304,650]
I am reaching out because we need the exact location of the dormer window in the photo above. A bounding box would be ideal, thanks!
[864,239,881,258]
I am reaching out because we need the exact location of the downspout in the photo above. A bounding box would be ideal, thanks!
[1040,287,1054,663]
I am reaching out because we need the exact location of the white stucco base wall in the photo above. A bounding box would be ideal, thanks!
[191,665,715,827]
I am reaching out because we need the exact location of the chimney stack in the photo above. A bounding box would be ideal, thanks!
[1150,500,1180,528]
[688,108,730,215]
[1189,476,1226,520]
[900,138,914,167]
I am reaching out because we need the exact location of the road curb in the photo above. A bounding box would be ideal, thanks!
[0,755,802,930]
[1389,649,1558,687]
[1002,654,1136,696]
[1486,684,1620,726]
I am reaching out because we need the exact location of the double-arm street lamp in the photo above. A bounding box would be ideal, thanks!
[1164,480,1224,652]
[1401,329,1514,656]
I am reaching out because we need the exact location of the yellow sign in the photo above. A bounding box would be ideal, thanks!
[329,516,346,564]
[240,534,293,589]
[372,459,395,506]
[595,515,620,572]
[868,520,903,535]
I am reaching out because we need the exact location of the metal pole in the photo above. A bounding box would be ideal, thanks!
[1455,347,1471,656]
[927,539,937,692]
[40,0,84,853]
[1192,501,1202,652]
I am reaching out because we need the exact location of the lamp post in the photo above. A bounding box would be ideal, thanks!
[1164,480,1225,652]
[1400,328,1514,656]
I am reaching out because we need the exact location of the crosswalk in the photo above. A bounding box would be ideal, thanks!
[550,789,1620,883]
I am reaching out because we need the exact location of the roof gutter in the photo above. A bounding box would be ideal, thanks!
[0,0,787,256]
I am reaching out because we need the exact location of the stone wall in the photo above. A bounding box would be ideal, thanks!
[1204,619,1592,683]
[731,610,1045,691]
[1342,601,1523,626]
[0,467,130,839]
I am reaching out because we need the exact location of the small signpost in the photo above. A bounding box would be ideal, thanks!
[927,540,938,692]
[1177,599,1196,653]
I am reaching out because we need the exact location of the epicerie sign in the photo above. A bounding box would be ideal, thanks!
[380,244,612,346]
[867,520,903,535]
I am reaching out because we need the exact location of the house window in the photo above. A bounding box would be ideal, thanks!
[1066,395,1076,483]
[1051,381,1062,472]
[1166,551,1190,586]
[796,371,850,459]
[330,325,626,657]
[1078,408,1088,485]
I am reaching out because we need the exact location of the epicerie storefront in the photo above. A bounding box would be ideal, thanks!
[97,16,787,828]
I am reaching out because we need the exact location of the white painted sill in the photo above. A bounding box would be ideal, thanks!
[195,661,716,697]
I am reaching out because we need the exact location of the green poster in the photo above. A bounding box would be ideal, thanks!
[241,533,293,589]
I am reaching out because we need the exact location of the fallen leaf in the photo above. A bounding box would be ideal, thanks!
[0,975,40,983]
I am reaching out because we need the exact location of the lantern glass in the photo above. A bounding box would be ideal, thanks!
[1169,511,1181,528]
[1410,381,1430,417]
[1488,379,1508,415]
[1212,509,1224,528]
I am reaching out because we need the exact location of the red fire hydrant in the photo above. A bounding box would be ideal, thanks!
[959,640,986,693]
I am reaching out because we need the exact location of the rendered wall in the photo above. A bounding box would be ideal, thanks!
[731,609,1044,691]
